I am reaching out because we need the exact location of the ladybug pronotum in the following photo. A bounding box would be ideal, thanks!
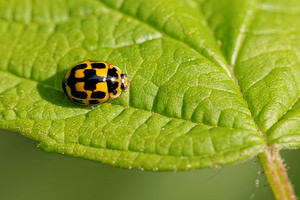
[62,60,130,106]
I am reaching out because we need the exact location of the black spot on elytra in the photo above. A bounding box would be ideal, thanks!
[107,67,119,95]
[84,69,96,77]
[83,69,102,91]
[67,63,88,98]
[107,82,118,95]
[71,63,87,72]
[89,100,100,105]
[66,63,106,100]
[91,91,106,99]
[70,88,88,99]
[91,62,106,69]
[108,67,118,77]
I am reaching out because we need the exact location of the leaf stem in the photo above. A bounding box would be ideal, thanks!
[258,146,297,200]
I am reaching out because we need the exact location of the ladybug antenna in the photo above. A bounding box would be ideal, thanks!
[124,63,128,75]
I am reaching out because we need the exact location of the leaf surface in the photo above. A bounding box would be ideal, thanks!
[1,0,298,170]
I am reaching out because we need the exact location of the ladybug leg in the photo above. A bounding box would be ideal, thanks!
[109,94,118,99]
[114,94,121,99]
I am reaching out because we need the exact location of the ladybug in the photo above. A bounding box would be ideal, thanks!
[62,60,129,106]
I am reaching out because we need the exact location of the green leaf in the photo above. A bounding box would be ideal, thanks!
[0,0,298,171]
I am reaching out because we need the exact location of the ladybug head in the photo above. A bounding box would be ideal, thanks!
[121,74,130,91]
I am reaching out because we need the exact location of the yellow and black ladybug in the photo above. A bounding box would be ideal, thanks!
[62,60,129,106]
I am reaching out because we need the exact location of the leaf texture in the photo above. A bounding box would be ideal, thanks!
[1,0,298,170]
[199,0,300,148]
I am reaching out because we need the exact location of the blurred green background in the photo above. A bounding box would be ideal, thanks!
[0,129,299,200]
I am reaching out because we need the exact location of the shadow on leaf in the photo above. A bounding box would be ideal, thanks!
[36,69,90,109]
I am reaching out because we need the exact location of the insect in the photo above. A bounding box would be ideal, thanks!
[62,60,129,106]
